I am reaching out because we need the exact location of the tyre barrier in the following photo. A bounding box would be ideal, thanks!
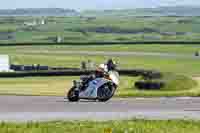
[0,70,92,78]
[10,64,49,71]
[141,71,163,79]
[1,41,200,47]
[135,81,165,90]
[51,67,80,71]
[118,69,162,78]
[0,69,163,78]
[10,64,82,72]
[195,51,199,57]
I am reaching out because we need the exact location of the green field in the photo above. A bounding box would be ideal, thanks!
[1,16,200,43]
[1,44,200,54]
[1,119,200,133]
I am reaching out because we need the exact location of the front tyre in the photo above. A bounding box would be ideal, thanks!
[97,83,116,102]
[67,87,79,102]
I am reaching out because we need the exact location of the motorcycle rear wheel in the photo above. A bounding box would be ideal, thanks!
[97,83,116,102]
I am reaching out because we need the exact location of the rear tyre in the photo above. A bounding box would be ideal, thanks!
[67,87,79,102]
[97,83,116,102]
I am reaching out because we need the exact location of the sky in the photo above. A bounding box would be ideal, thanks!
[1,0,200,10]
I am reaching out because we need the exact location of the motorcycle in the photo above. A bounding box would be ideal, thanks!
[67,70,119,102]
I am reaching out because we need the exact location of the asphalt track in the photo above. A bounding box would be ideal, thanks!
[0,96,200,122]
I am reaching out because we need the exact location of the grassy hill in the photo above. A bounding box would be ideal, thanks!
[0,8,79,16]
[83,6,200,17]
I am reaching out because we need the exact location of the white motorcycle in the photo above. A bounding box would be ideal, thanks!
[67,70,119,102]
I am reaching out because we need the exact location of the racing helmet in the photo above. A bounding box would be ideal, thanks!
[96,64,108,73]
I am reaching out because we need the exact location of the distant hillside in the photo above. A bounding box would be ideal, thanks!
[83,6,200,17]
[0,8,79,16]
[140,6,200,16]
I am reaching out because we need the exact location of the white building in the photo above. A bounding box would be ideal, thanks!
[24,21,37,26]
[0,55,10,72]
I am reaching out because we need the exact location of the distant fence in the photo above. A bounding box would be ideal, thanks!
[10,64,80,71]
[0,41,200,46]
[0,69,161,78]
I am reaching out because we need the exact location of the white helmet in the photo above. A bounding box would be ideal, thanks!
[97,64,108,72]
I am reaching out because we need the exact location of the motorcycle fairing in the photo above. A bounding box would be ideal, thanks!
[79,78,111,99]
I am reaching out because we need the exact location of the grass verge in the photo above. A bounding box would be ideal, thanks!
[117,73,198,97]
[1,44,200,54]
[0,119,200,133]
[0,73,198,97]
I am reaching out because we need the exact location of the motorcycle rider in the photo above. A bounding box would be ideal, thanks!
[94,59,117,80]
[107,59,117,71]
[80,59,114,86]
[81,63,108,89]
[106,59,119,86]
[95,63,108,78]
[68,59,119,100]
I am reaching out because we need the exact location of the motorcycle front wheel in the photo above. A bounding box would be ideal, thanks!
[67,87,79,102]
[97,83,116,102]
